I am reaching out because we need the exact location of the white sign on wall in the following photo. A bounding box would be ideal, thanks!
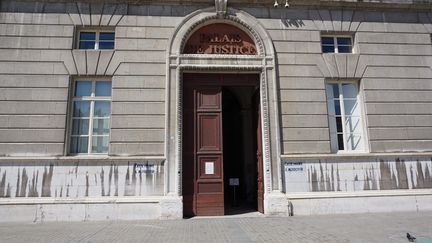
[134,163,155,173]
[284,161,308,192]
[285,162,304,172]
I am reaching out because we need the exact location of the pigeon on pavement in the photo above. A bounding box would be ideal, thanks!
[407,233,416,242]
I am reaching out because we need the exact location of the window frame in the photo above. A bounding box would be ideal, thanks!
[321,35,354,54]
[76,28,116,50]
[68,77,112,155]
[325,79,368,154]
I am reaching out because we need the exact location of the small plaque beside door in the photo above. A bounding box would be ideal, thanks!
[229,178,239,186]
[205,162,214,175]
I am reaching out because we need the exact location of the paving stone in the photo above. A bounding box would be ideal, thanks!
[0,212,431,243]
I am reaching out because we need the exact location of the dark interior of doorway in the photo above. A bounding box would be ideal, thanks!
[222,86,258,215]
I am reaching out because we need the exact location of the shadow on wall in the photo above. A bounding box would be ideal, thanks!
[281,19,305,28]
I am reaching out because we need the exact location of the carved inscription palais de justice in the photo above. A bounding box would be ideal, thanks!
[183,23,257,55]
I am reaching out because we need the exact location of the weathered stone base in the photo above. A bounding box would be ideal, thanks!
[287,190,432,216]
[0,196,183,222]
[160,196,183,219]
[264,192,289,216]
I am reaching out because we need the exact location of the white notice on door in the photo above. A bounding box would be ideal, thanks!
[205,162,214,175]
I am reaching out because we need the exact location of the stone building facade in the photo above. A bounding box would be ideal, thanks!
[0,0,431,222]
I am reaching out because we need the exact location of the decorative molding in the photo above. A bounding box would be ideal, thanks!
[286,189,432,200]
[180,65,263,71]
[177,68,183,195]
[2,1,432,13]
[281,152,432,160]
[0,196,165,205]
[260,69,272,192]
[0,156,166,164]
[178,13,266,56]
[180,54,264,60]
[215,0,228,17]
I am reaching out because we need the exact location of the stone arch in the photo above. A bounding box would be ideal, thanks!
[168,8,275,57]
[182,23,258,55]
[165,6,283,215]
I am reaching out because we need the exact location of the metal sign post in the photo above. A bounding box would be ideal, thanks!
[229,178,240,206]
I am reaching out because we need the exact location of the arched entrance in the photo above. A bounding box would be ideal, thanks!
[181,23,263,216]
[165,7,284,217]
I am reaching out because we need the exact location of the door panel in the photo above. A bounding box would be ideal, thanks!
[255,92,264,213]
[195,87,224,216]
[196,194,224,215]
[197,114,221,151]
[183,84,196,217]
[197,90,221,110]
[198,156,222,179]
[182,85,224,217]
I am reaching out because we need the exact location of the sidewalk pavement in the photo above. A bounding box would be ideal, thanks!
[0,211,431,243]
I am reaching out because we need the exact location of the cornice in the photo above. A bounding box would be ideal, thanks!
[2,0,432,11]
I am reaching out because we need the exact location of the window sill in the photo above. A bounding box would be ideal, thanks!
[334,150,369,155]
[0,156,166,163]
[73,49,115,51]
[281,151,432,160]
[68,154,110,158]
[322,52,356,55]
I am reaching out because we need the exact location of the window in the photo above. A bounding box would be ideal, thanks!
[326,81,365,152]
[77,30,115,50]
[321,36,352,53]
[70,79,112,154]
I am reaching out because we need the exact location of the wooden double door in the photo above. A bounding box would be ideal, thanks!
[182,73,264,217]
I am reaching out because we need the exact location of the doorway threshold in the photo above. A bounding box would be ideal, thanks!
[188,211,265,219]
